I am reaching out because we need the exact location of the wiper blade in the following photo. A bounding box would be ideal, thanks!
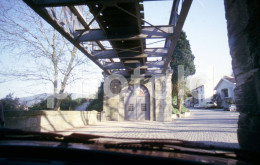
[0,128,103,144]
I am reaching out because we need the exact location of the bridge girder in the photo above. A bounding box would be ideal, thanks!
[23,0,193,76]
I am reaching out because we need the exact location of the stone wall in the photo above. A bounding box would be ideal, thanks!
[3,110,98,132]
[224,0,260,152]
[154,74,172,122]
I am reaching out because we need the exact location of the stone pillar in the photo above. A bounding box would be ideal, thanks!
[143,78,154,121]
[224,0,260,152]
[103,75,119,121]
[154,71,173,122]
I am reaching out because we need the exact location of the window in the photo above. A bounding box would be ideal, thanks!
[222,89,229,97]
[141,104,146,111]
[110,79,122,94]
[127,104,134,111]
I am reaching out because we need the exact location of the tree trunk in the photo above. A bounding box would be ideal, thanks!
[54,46,77,110]
[177,95,182,114]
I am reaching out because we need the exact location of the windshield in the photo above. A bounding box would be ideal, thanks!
[0,0,259,160]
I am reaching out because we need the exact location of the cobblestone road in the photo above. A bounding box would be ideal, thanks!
[59,109,239,148]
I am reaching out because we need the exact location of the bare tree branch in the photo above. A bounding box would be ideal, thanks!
[0,0,92,110]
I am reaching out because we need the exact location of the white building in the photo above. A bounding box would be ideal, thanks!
[214,76,236,108]
[191,82,214,108]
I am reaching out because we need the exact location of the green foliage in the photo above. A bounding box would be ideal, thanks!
[0,93,25,110]
[59,95,77,110]
[29,99,48,110]
[181,106,189,113]
[172,107,180,114]
[172,96,177,105]
[29,95,88,110]
[170,31,196,96]
[86,82,104,112]
[172,96,189,114]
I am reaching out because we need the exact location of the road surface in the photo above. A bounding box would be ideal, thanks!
[58,109,239,148]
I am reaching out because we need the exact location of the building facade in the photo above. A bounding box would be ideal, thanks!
[191,82,214,108]
[214,76,236,108]
[103,70,173,122]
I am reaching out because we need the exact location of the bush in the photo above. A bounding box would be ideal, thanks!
[181,106,189,113]
[172,107,180,114]
[172,96,190,114]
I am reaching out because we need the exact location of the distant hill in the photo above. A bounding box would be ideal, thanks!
[19,93,95,107]
[19,93,51,107]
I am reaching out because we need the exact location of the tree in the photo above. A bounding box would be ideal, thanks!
[0,93,26,111]
[29,95,86,111]
[29,99,48,111]
[86,82,104,112]
[0,0,93,110]
[170,31,196,112]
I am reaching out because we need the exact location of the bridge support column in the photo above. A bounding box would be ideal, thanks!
[154,71,173,122]
[225,0,260,152]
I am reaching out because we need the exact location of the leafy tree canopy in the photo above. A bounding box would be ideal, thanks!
[170,31,196,96]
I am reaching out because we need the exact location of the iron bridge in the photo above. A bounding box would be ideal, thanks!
[23,0,192,77]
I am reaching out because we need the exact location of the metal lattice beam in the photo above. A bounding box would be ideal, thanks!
[92,48,168,59]
[162,0,193,73]
[74,26,173,42]
[23,0,193,77]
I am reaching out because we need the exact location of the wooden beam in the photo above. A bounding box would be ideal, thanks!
[74,26,173,42]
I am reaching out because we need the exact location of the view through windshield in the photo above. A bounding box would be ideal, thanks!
[0,0,259,158]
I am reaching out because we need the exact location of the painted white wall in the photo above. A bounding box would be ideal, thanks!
[215,79,236,107]
[215,80,235,99]
[191,80,214,107]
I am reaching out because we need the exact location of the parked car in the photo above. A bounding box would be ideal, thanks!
[205,102,217,109]
[229,104,237,111]
[194,104,200,108]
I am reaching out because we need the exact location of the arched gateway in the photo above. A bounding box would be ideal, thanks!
[124,85,150,121]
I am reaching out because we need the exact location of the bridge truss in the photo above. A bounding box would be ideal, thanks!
[23,0,192,77]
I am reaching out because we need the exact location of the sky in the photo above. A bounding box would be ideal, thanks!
[144,0,232,85]
[0,0,232,99]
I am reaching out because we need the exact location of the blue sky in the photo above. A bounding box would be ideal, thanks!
[144,0,232,79]
[0,0,232,98]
